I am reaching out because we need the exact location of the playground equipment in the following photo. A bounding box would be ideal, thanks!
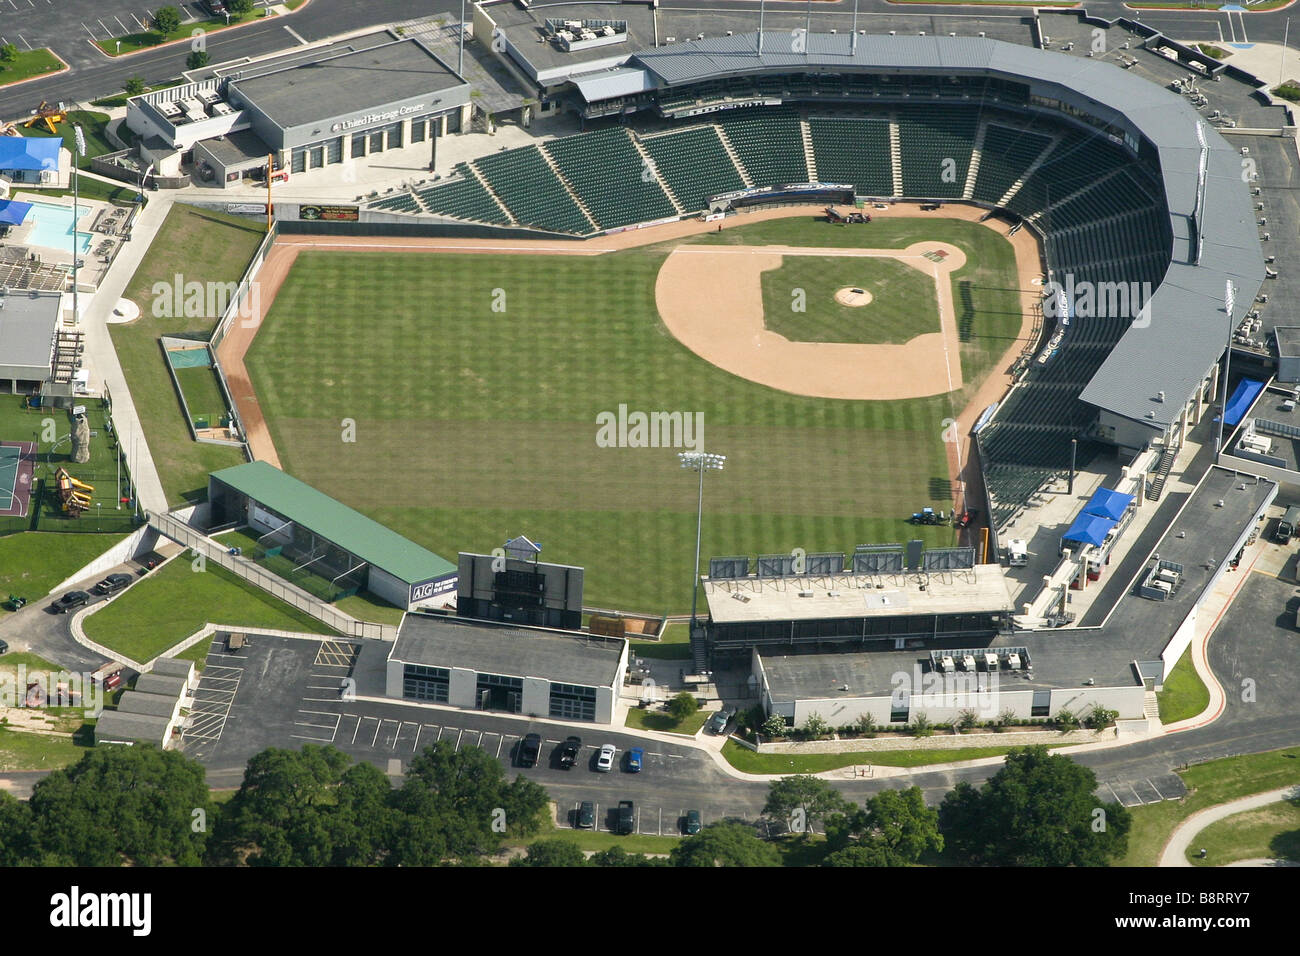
[24,101,67,135]
[54,466,94,517]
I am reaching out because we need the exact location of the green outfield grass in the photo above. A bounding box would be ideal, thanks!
[113,204,262,505]
[83,556,337,662]
[761,255,939,344]
[245,216,1022,612]
[172,364,230,428]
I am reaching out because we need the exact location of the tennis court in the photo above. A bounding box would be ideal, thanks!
[0,442,35,518]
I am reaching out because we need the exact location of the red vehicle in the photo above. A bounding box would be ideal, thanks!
[956,509,979,529]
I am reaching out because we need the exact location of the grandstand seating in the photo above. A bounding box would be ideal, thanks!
[896,105,979,199]
[641,126,746,212]
[370,192,421,214]
[414,163,511,225]
[473,146,593,235]
[545,127,678,229]
[972,124,1054,206]
[718,108,810,187]
[808,115,893,196]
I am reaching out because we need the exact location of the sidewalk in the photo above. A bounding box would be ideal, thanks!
[1158,785,1299,867]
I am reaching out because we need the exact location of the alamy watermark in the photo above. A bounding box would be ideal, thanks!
[151,274,260,326]
[1042,273,1152,329]
[595,404,703,450]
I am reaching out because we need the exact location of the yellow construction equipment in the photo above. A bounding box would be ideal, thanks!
[24,101,67,135]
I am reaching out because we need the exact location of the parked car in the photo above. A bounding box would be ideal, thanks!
[519,733,542,767]
[92,573,132,596]
[576,801,595,829]
[203,0,229,16]
[626,746,644,773]
[0,639,8,655]
[558,735,582,770]
[596,744,616,772]
[683,810,702,835]
[708,708,735,735]
[616,800,635,835]
[50,590,89,614]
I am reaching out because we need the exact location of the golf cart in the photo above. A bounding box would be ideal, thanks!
[3,594,26,611]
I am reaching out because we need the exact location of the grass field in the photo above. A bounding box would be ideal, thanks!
[21,110,113,169]
[0,531,126,611]
[0,48,62,87]
[114,204,262,505]
[1157,647,1209,724]
[246,216,1023,612]
[1119,747,1300,867]
[82,556,337,662]
[172,364,230,427]
[720,738,1067,773]
[1186,797,1300,865]
[624,706,710,736]
[761,256,939,344]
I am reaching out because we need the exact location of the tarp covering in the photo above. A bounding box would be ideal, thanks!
[1220,378,1265,428]
[1081,487,1134,522]
[1062,512,1117,548]
[0,199,32,226]
[0,137,61,172]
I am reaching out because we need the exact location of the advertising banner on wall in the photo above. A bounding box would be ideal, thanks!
[299,204,359,222]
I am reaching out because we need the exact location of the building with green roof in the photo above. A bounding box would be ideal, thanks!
[207,461,457,609]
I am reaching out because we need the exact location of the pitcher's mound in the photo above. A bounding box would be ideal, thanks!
[835,287,873,307]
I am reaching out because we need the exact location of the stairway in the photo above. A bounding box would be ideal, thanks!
[466,162,517,225]
[888,116,903,197]
[962,119,988,200]
[537,143,601,232]
[1028,168,1123,227]
[1146,445,1178,501]
[690,628,710,675]
[714,124,754,188]
[799,117,818,181]
[997,131,1063,208]
[629,132,685,215]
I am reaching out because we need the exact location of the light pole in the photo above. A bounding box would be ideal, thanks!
[1216,280,1236,462]
[679,451,725,638]
[72,125,85,326]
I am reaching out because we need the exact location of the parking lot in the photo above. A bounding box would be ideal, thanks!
[179,633,770,827]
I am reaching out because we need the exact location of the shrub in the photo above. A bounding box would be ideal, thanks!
[1087,705,1118,731]
[667,691,700,722]
[957,709,979,732]
[801,713,831,740]
[761,714,788,739]
[911,712,933,738]
[856,714,875,735]
[1276,83,1300,102]
[1054,708,1079,732]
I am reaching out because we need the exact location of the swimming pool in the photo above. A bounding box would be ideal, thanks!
[25,201,93,256]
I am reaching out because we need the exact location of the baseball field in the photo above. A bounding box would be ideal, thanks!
[241,209,1033,613]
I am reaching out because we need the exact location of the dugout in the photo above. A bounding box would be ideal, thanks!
[207,461,457,609]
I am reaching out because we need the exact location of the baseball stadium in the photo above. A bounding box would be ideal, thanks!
[210,8,1262,634]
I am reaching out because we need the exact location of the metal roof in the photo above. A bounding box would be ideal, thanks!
[93,711,171,745]
[0,290,59,372]
[209,461,456,584]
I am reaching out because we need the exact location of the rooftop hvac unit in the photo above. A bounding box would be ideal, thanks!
[983,653,998,671]
[798,590,814,598]
[1007,653,1021,670]
[961,654,977,672]
[940,656,954,672]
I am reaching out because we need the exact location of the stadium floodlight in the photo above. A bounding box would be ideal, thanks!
[679,451,726,644]
[1216,280,1236,462]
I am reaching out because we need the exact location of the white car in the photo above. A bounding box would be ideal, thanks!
[596,744,616,772]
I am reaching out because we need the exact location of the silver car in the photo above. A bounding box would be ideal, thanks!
[596,744,616,772]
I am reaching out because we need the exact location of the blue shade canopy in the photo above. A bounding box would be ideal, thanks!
[1062,513,1117,547]
[0,199,32,226]
[1082,487,1134,522]
[0,137,61,171]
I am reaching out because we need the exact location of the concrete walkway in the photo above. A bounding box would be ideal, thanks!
[77,184,177,516]
[1158,786,1299,867]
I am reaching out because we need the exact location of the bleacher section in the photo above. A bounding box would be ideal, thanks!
[807,115,893,196]
[641,125,746,212]
[544,127,678,229]
[370,192,421,214]
[473,146,594,235]
[718,108,810,187]
[896,105,980,199]
[972,124,1054,206]
[414,163,511,225]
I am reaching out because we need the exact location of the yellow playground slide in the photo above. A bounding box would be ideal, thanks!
[65,474,94,493]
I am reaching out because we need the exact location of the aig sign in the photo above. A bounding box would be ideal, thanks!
[410,575,456,605]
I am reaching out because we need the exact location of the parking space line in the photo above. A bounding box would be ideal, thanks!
[496,735,504,758]
[411,724,422,752]
[352,715,368,745]
[371,719,381,748]
[455,728,463,750]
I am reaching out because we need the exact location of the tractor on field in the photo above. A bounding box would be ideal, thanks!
[910,507,946,526]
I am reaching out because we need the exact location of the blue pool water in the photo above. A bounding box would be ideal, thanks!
[26,201,93,255]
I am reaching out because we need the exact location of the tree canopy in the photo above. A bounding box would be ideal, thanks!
[669,822,781,867]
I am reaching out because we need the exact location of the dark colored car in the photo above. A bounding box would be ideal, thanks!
[616,800,635,835]
[50,590,90,614]
[576,801,595,829]
[558,735,582,769]
[204,0,229,16]
[519,733,542,768]
[683,810,702,835]
[92,573,132,596]
[709,708,734,735]
[0,639,8,655]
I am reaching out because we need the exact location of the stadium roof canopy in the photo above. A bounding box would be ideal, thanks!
[208,461,456,583]
[571,31,1264,430]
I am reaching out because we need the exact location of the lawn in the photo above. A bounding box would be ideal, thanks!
[630,621,690,660]
[82,556,337,662]
[0,531,127,610]
[333,591,406,626]
[0,399,140,536]
[720,738,1067,773]
[0,726,91,772]
[173,635,215,671]
[761,255,939,344]
[528,823,679,855]
[1186,797,1300,865]
[172,364,229,427]
[1119,746,1300,867]
[624,706,710,736]
[21,110,113,169]
[246,217,1021,612]
[0,48,63,87]
[1157,647,1209,724]
[97,12,264,56]
[113,204,263,505]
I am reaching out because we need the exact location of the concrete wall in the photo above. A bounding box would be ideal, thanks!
[47,523,157,594]
[521,676,550,717]
[448,666,477,709]
[755,726,1116,754]
[367,566,409,610]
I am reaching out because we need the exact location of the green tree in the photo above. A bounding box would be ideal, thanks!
[227,0,254,15]
[668,691,700,722]
[0,790,33,865]
[938,746,1131,866]
[1087,705,1118,731]
[824,843,890,867]
[510,839,588,867]
[154,6,181,34]
[761,713,788,738]
[590,845,668,867]
[125,76,146,96]
[29,745,212,866]
[0,43,18,64]
[762,775,849,835]
[187,50,210,71]
[670,822,780,867]
[860,786,943,864]
[801,712,830,739]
